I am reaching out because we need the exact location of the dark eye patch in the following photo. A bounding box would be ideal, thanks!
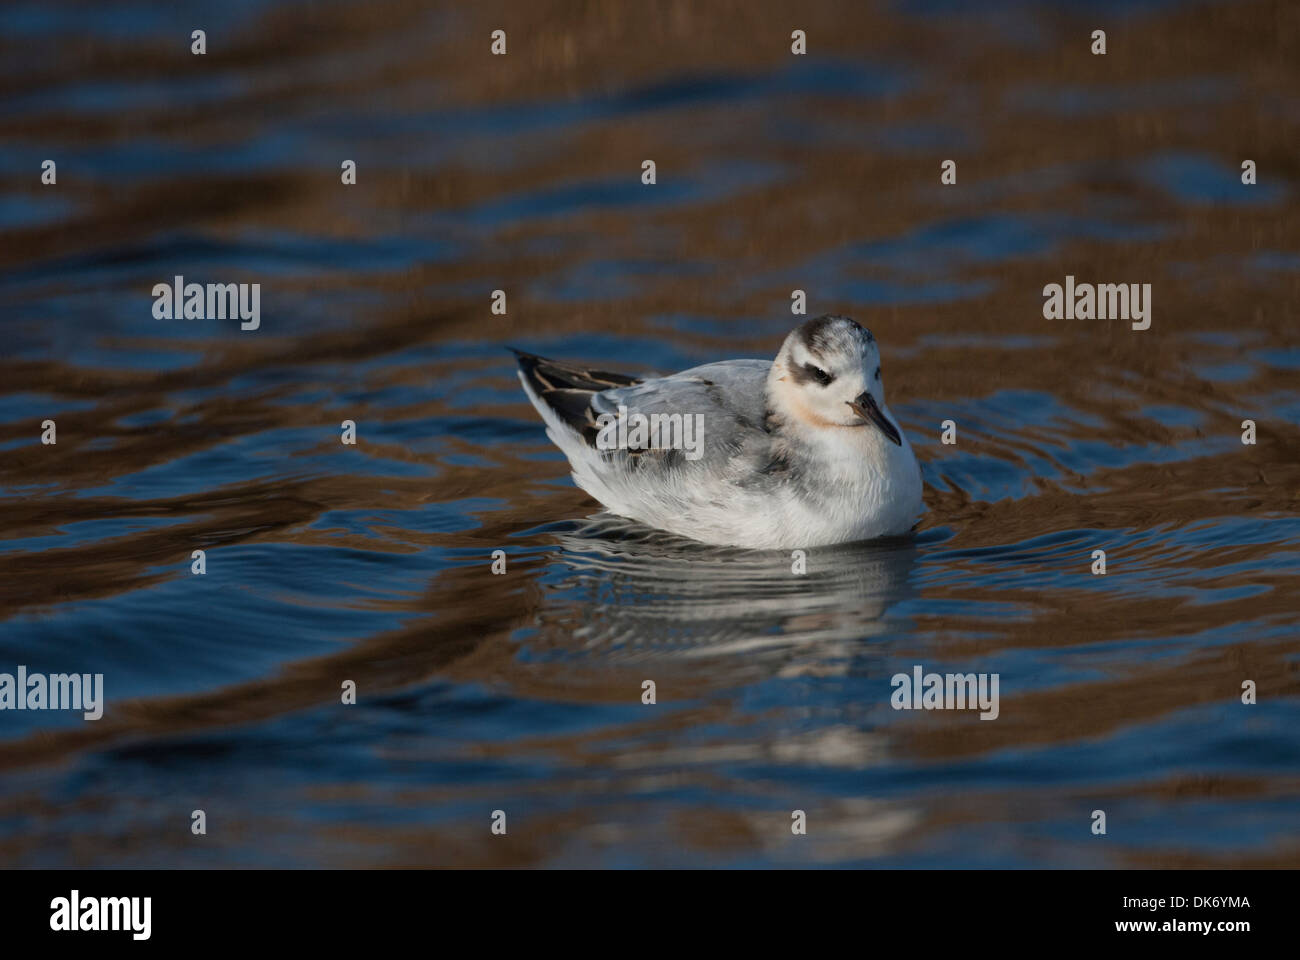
[803,363,834,386]
[874,366,881,381]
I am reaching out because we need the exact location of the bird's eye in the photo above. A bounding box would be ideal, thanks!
[874,366,881,381]
[803,363,834,386]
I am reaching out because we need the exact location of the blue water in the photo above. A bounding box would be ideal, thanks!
[0,0,1297,868]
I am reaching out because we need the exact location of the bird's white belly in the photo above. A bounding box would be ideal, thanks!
[595,450,923,550]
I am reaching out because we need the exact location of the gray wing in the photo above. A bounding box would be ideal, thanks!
[513,348,778,478]
[588,359,775,472]
[592,359,770,425]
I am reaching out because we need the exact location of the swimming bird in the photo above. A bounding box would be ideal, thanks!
[513,315,924,549]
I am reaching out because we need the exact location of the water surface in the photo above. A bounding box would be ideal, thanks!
[1,0,1298,867]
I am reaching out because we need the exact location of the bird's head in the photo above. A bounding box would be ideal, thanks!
[767,315,901,445]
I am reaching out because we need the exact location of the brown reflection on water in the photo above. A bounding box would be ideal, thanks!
[1,0,1298,866]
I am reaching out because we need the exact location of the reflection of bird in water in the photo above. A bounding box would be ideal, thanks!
[534,514,918,668]
[520,515,925,862]
[514,315,924,549]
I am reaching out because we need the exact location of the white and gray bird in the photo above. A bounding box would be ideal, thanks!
[513,315,924,549]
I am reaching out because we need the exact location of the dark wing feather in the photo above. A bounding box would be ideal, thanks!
[511,348,644,443]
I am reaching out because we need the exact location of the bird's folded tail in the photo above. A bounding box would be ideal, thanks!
[510,347,643,442]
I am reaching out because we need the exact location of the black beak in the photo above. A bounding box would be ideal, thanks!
[847,391,902,446]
